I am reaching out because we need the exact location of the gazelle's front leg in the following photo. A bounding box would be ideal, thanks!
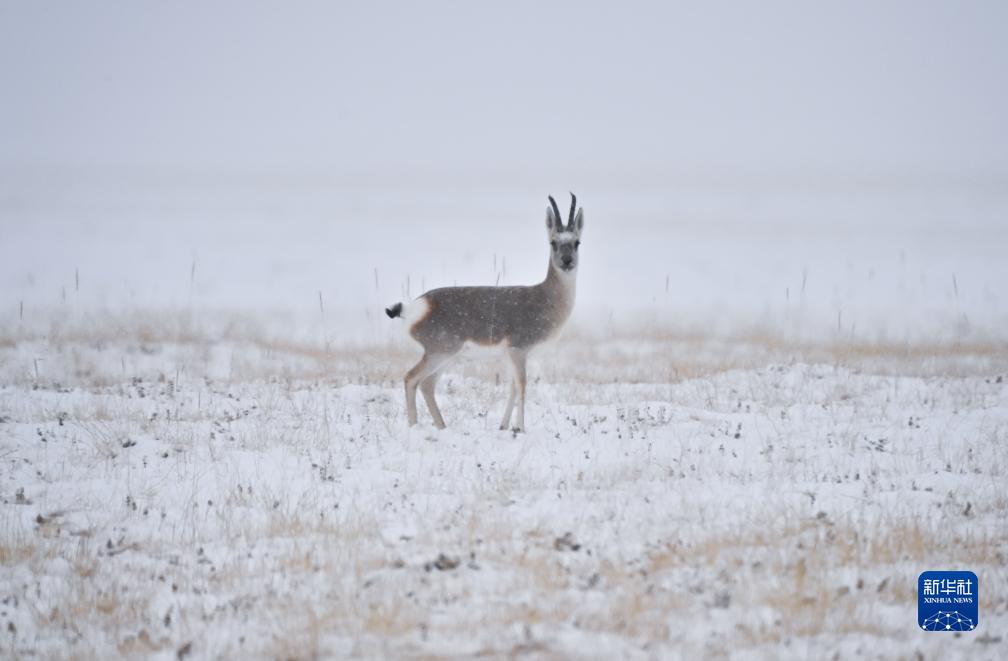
[507,349,528,432]
[499,380,517,430]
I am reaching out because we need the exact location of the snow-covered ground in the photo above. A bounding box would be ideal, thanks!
[1,177,1007,658]
[1,314,1006,659]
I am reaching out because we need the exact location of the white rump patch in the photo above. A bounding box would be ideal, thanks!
[402,297,431,327]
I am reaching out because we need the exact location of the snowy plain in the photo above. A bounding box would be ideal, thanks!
[1,174,1007,659]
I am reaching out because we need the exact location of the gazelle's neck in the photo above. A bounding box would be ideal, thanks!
[544,260,577,306]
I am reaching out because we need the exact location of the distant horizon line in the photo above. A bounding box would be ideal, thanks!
[3,161,1007,194]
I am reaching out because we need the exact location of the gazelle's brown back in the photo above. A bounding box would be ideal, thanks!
[410,281,572,352]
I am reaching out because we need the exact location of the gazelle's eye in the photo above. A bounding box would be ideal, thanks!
[550,241,557,250]
[574,241,580,249]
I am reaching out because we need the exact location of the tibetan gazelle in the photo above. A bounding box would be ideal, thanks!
[386,193,584,431]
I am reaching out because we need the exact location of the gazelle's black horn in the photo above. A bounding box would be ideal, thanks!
[548,195,562,228]
[568,192,577,229]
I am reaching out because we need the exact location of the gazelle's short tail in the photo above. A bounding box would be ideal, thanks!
[385,297,431,326]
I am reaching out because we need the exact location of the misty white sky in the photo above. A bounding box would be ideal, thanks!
[2,2,1008,342]
[2,1,1007,184]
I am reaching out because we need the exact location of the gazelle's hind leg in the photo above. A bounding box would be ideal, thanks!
[405,351,454,427]
[420,370,447,429]
[506,349,528,432]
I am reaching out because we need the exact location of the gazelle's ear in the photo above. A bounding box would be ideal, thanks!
[545,206,556,231]
[574,207,584,232]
